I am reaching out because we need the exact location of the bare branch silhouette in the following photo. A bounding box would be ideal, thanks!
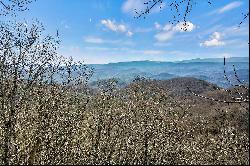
[0,0,33,16]
[238,12,249,27]
[134,0,213,31]
[188,57,249,103]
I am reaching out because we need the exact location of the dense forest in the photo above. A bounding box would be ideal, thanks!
[0,0,249,165]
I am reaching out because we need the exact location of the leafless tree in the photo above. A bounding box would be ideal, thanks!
[0,20,54,165]
[0,0,33,16]
[0,20,93,164]
[187,57,249,104]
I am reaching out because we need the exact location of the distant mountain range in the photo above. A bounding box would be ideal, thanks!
[177,57,249,63]
[88,57,249,88]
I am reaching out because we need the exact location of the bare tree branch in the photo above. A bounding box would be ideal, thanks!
[0,0,33,16]
[188,57,249,104]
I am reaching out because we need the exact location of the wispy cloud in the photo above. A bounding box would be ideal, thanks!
[200,32,225,47]
[101,19,133,37]
[84,36,135,46]
[84,36,104,44]
[218,1,243,13]
[154,21,196,42]
[209,1,243,15]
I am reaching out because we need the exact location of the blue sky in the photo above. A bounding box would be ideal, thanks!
[15,0,249,64]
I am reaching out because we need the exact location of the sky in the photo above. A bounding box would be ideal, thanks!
[13,0,250,64]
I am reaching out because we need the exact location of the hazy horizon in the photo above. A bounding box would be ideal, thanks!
[85,56,249,65]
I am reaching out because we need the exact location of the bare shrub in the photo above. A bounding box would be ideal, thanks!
[0,20,93,165]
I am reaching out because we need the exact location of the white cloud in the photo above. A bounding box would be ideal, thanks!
[122,0,165,15]
[127,31,134,37]
[200,32,225,47]
[154,21,196,42]
[218,1,243,13]
[200,39,225,47]
[211,32,222,40]
[162,24,172,31]
[101,19,127,33]
[173,22,196,32]
[101,19,133,37]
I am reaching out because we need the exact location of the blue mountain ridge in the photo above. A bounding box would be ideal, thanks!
[88,57,249,88]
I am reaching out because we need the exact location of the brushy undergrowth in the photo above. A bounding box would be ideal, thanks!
[0,77,249,165]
